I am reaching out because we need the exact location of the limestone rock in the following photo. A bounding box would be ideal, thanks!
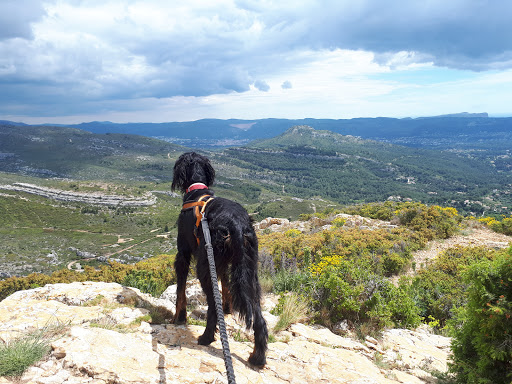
[160,278,207,307]
[254,213,398,234]
[0,281,451,383]
[0,183,156,206]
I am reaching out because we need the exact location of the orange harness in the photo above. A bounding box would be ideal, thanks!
[181,194,215,245]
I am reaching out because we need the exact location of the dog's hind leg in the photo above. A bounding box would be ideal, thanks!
[248,302,268,367]
[173,250,191,324]
[220,270,233,315]
[196,257,217,345]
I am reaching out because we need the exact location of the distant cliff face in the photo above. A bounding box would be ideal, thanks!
[0,281,451,384]
[0,183,156,206]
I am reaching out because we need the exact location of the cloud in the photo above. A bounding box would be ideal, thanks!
[254,80,270,92]
[1,0,512,120]
[287,0,512,71]
[281,80,292,89]
[0,0,46,40]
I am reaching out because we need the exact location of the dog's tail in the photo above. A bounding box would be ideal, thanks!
[227,224,268,367]
[229,231,262,330]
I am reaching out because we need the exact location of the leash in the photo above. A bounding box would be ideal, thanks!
[200,214,237,384]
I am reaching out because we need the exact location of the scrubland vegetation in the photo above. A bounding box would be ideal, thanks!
[2,201,511,382]
[2,124,512,381]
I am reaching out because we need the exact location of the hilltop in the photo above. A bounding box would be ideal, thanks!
[215,125,509,212]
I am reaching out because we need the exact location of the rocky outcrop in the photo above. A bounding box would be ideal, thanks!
[0,183,156,206]
[0,281,451,384]
[254,214,397,233]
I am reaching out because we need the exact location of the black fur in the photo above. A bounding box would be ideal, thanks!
[171,152,268,367]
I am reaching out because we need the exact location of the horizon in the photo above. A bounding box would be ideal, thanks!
[4,112,512,127]
[1,1,512,125]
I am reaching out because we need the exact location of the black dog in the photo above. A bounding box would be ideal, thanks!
[171,151,268,367]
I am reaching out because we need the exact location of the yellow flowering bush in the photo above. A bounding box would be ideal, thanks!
[478,215,512,236]
[309,254,344,276]
[331,217,346,228]
[284,228,302,237]
[308,257,421,331]
[345,201,462,241]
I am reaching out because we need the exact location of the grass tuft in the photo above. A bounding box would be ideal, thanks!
[0,320,68,377]
[273,293,308,333]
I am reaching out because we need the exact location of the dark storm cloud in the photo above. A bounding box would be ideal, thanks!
[0,0,46,40]
[1,0,511,118]
[293,0,512,71]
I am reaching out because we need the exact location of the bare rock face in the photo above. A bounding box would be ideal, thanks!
[0,282,451,384]
[0,183,156,206]
[160,279,207,308]
[254,213,398,234]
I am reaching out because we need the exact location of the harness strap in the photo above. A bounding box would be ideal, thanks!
[181,194,215,245]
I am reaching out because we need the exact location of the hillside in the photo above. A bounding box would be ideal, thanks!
[1,122,511,216]
[214,125,510,213]
[2,201,511,382]
[62,116,511,174]
[0,181,180,277]
[0,124,183,180]
[1,123,511,278]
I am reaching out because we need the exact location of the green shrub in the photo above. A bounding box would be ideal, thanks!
[123,270,166,297]
[343,202,462,241]
[0,254,175,301]
[411,246,494,328]
[382,252,408,276]
[259,226,419,278]
[272,268,310,293]
[308,257,420,332]
[395,204,461,240]
[479,216,512,236]
[331,217,346,228]
[450,248,512,383]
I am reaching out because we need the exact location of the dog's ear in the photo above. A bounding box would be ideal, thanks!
[171,153,188,192]
[203,157,216,187]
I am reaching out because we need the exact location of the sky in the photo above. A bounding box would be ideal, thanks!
[1,0,512,124]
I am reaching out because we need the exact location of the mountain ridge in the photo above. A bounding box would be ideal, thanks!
[2,113,511,150]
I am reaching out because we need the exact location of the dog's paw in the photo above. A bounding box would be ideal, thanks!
[172,310,188,325]
[248,352,266,369]
[171,315,187,325]
[197,333,215,346]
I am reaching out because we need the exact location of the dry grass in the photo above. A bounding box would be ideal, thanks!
[273,293,308,333]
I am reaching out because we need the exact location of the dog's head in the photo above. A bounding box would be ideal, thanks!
[171,152,216,193]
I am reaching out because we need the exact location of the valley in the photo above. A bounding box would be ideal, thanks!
[1,119,511,278]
